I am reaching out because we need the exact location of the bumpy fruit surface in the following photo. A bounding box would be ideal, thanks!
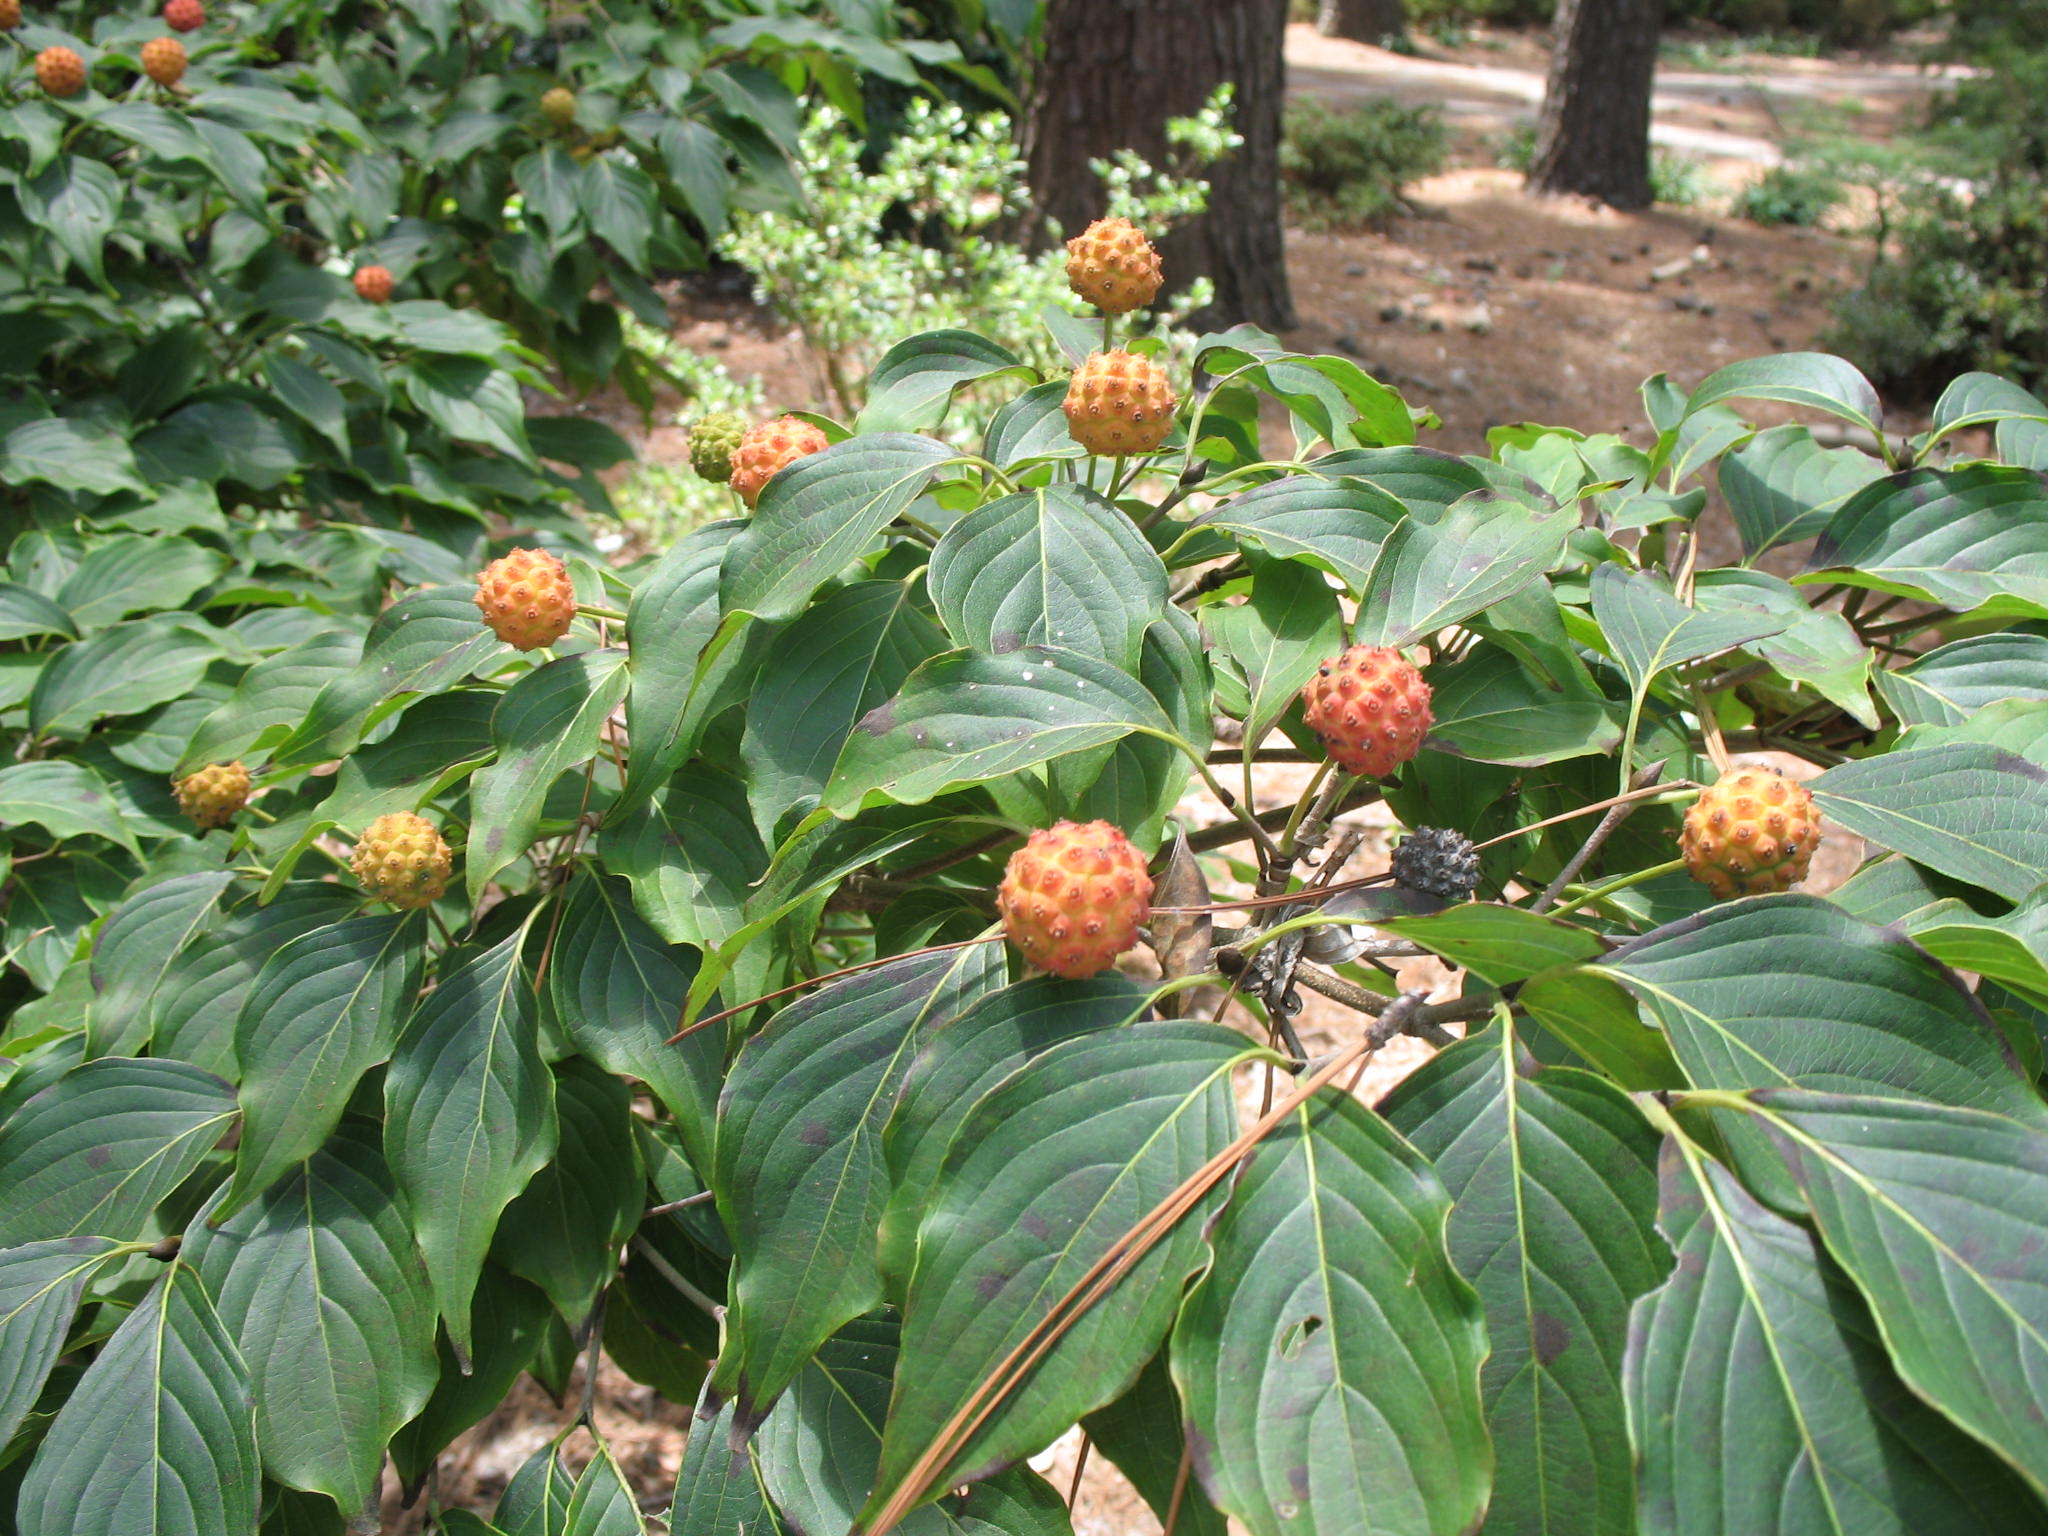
[350,812,453,909]
[540,86,577,126]
[352,265,393,303]
[36,46,85,97]
[1301,645,1433,778]
[142,36,186,86]
[164,0,203,29]
[998,820,1154,980]
[173,761,250,830]
[1063,350,1176,456]
[0,0,21,33]
[1066,217,1164,315]
[730,416,829,507]
[475,547,576,651]
[1391,826,1481,901]
[1681,766,1821,900]
[686,411,747,484]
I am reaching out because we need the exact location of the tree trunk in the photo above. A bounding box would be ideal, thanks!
[1527,0,1664,211]
[1317,0,1407,46]
[1020,0,1297,333]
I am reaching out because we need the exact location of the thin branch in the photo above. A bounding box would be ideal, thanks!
[644,1190,717,1219]
[629,1236,722,1319]
[1531,762,1666,914]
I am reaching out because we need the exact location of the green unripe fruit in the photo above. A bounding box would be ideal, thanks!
[687,411,748,484]
[541,87,577,128]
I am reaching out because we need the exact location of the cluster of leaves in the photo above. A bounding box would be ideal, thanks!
[7,267,2048,1536]
[1279,96,1447,231]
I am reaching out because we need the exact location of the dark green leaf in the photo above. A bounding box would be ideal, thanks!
[1194,474,1404,596]
[1383,904,1604,986]
[1810,743,2048,901]
[577,155,657,269]
[1591,563,1787,694]
[0,582,77,642]
[1874,633,2048,729]
[1358,486,1574,646]
[1426,648,1621,767]
[388,1266,554,1484]
[403,356,535,464]
[1808,464,2048,617]
[605,765,766,950]
[55,536,227,632]
[858,330,1033,435]
[1720,424,1885,560]
[668,1378,780,1536]
[0,417,144,497]
[1685,352,1882,438]
[0,1237,125,1447]
[1080,1349,1227,1536]
[1206,553,1345,740]
[17,155,121,290]
[0,761,140,854]
[84,870,236,1058]
[29,615,224,740]
[621,521,744,806]
[179,629,368,773]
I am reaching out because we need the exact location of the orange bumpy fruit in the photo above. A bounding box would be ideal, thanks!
[173,761,250,830]
[1681,766,1821,900]
[36,46,85,97]
[1062,350,1176,456]
[997,820,1154,980]
[540,86,577,126]
[164,0,203,30]
[1065,217,1163,315]
[350,812,453,909]
[352,265,393,303]
[730,415,829,508]
[141,36,186,86]
[1300,644,1434,778]
[475,547,576,651]
[0,0,21,32]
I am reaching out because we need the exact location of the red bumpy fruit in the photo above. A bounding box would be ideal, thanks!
[173,761,250,830]
[1300,644,1434,778]
[1065,217,1163,315]
[350,812,454,909]
[141,36,186,86]
[36,46,85,97]
[997,820,1154,980]
[729,415,829,508]
[164,0,203,29]
[353,265,394,303]
[1062,350,1177,457]
[0,0,22,33]
[475,547,577,652]
[1681,765,1821,900]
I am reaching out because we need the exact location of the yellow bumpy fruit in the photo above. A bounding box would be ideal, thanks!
[1062,350,1177,457]
[1065,216,1163,315]
[475,547,577,651]
[172,761,250,830]
[997,820,1154,979]
[351,812,453,909]
[1681,766,1821,899]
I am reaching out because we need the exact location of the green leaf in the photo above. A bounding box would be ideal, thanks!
[1738,1091,2048,1502]
[29,615,225,740]
[879,974,1146,1298]
[1382,904,1604,986]
[1898,698,2048,767]
[387,1266,553,1484]
[1358,486,1574,647]
[467,649,631,901]
[1206,553,1345,741]
[1931,370,2048,438]
[1692,568,1877,729]
[868,1023,1250,1513]
[275,588,507,767]
[1808,464,2048,616]
[0,761,140,853]
[1810,742,2048,901]
[383,931,558,1362]
[311,689,498,832]
[1909,890,2048,1011]
[740,581,946,837]
[264,353,351,457]
[669,1378,780,1536]
[0,582,77,642]
[494,1058,641,1327]
[822,644,1176,815]
[224,913,425,1219]
[930,486,1166,672]
[606,764,766,950]
[55,536,228,631]
[621,521,745,806]
[17,155,121,290]
[858,330,1034,435]
[577,154,657,269]
[0,1057,238,1248]
[1193,474,1405,597]
[712,944,1003,1422]
[188,1123,438,1516]
[654,119,732,239]
[0,1237,126,1447]
[1173,1088,1492,1536]
[1626,1133,2048,1536]
[514,146,584,255]
[403,356,536,464]
[1603,895,2041,1117]
[1425,649,1622,767]
[1080,1348,1227,1536]
[86,870,236,1056]
[1720,424,1886,560]
[1384,1026,1667,1536]
[0,416,144,497]
[14,1264,259,1536]
[1874,633,2048,729]
[720,435,956,622]
[548,874,724,1180]
[495,1444,575,1536]
[179,629,368,773]
[1590,563,1788,694]
[1685,352,1883,439]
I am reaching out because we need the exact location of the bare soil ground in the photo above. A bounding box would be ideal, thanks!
[392,27,1916,1533]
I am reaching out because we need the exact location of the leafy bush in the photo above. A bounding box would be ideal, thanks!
[1648,146,1714,207]
[1280,96,1448,229]
[1733,160,1845,225]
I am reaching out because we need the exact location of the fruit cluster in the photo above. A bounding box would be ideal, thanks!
[729,416,830,507]
[1301,645,1433,778]
[1681,766,1821,899]
[997,820,1154,980]
[475,547,577,652]
[350,812,454,909]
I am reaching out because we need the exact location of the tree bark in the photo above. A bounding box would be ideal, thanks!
[1020,0,1297,332]
[1317,0,1407,46]
[1527,0,1665,211]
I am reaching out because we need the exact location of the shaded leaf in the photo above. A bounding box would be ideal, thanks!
[1810,743,2048,901]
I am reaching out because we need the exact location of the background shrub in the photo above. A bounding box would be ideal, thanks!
[1280,96,1449,229]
